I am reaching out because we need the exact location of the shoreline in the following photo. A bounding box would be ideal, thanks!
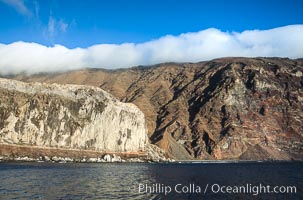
[1,158,302,164]
[0,143,170,163]
[1,143,302,163]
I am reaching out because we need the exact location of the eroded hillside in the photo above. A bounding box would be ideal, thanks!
[13,57,303,160]
[0,79,147,153]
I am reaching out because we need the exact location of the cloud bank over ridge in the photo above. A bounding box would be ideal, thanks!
[0,25,303,75]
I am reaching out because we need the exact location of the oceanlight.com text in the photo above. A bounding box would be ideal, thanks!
[210,183,297,196]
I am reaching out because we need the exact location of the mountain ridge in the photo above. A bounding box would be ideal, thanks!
[7,57,303,160]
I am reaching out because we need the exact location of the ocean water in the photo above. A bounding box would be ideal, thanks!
[0,161,302,199]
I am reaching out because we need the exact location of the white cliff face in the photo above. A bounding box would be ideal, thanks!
[0,78,147,152]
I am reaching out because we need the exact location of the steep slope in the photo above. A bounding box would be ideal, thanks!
[0,78,147,153]
[12,57,303,160]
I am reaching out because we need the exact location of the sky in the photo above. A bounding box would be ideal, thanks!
[0,0,303,74]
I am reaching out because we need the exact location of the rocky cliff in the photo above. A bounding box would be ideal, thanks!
[0,78,147,153]
[12,57,303,160]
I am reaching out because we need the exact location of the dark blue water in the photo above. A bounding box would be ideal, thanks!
[0,161,302,200]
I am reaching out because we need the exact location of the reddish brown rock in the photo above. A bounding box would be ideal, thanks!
[10,57,303,160]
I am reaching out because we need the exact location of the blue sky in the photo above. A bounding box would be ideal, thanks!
[0,0,302,74]
[0,0,303,47]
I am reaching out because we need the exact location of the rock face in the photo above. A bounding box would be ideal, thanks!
[11,57,303,160]
[0,78,147,152]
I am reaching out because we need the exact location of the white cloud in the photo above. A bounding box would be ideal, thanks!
[0,0,32,16]
[0,25,303,75]
[47,17,56,37]
[45,16,68,39]
[58,20,68,32]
